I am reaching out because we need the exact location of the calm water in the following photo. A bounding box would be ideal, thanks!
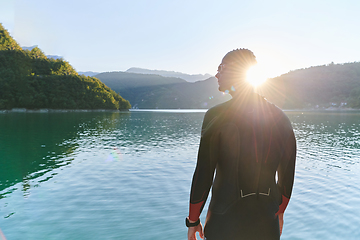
[0,110,359,239]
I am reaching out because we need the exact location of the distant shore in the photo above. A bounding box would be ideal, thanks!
[1,107,359,114]
[0,108,129,113]
[284,107,360,112]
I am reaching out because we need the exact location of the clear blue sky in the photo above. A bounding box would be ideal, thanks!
[1,0,359,77]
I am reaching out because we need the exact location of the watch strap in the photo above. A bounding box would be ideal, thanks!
[185,217,200,227]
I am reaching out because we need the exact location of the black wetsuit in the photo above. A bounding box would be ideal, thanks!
[188,93,296,240]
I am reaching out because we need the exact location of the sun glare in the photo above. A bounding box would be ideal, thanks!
[246,64,268,87]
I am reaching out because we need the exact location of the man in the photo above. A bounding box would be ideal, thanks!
[186,49,296,240]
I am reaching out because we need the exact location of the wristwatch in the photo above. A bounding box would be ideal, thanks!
[185,217,200,227]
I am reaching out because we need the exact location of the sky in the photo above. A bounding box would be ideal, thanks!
[1,0,360,78]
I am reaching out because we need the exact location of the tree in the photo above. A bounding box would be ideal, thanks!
[0,23,130,110]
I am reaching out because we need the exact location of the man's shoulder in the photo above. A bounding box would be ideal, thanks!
[205,100,230,117]
[261,96,286,115]
[200,100,231,134]
[260,97,293,128]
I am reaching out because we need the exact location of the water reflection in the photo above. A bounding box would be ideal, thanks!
[101,112,204,154]
[0,112,131,196]
[286,111,360,171]
[0,111,204,197]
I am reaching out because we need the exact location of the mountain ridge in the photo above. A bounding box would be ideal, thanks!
[95,71,231,109]
[126,67,212,82]
[96,62,360,110]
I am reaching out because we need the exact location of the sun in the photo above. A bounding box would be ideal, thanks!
[245,56,289,88]
[246,64,269,87]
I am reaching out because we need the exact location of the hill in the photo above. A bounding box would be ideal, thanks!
[98,62,360,110]
[0,24,130,110]
[95,72,231,109]
[126,67,212,82]
[257,62,360,109]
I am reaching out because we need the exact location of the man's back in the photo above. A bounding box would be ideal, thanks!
[190,93,296,239]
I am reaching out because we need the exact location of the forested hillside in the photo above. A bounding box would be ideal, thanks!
[0,24,130,110]
[257,62,360,109]
[95,72,231,109]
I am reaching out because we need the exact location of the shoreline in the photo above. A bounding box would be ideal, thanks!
[1,107,359,114]
[0,108,130,113]
[283,108,359,112]
[283,107,360,112]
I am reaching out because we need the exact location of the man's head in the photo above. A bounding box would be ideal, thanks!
[216,48,257,93]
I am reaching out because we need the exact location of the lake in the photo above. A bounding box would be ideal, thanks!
[0,110,360,239]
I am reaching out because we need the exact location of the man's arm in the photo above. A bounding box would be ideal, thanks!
[275,125,296,236]
[187,111,218,239]
[276,128,296,215]
[188,126,217,221]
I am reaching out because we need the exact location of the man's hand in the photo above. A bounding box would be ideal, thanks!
[278,213,284,236]
[187,222,204,240]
